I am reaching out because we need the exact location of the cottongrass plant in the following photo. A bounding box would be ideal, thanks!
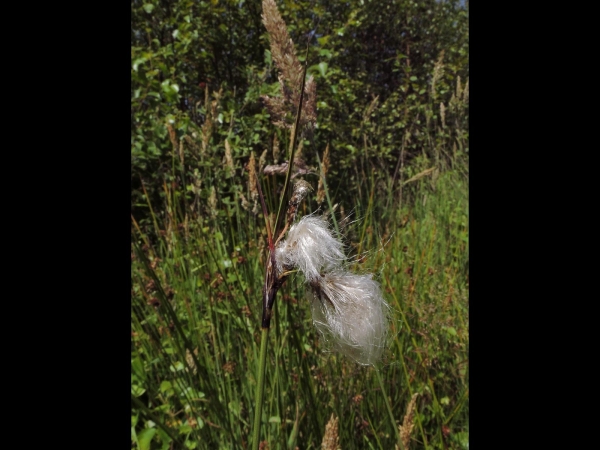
[276,214,389,365]
[253,1,394,448]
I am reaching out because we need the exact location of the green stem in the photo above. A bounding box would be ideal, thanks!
[274,47,309,237]
[315,150,340,238]
[252,327,270,450]
[375,367,402,449]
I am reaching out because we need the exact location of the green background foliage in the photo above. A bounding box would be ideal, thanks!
[132,0,468,227]
[132,0,468,448]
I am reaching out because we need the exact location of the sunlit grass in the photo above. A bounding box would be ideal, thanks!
[131,162,468,449]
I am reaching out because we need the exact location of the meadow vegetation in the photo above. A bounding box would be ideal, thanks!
[131,0,468,448]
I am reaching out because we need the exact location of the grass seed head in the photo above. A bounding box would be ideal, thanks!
[272,134,280,164]
[261,0,317,131]
[321,413,341,450]
[248,151,258,201]
[317,143,330,204]
[398,393,419,450]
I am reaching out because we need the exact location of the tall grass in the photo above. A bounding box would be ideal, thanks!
[132,2,467,448]
[131,156,468,449]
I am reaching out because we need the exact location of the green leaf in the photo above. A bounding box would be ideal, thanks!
[132,384,146,397]
[213,307,229,316]
[410,76,418,81]
[318,62,328,77]
[179,423,193,434]
[155,428,173,450]
[269,416,281,423]
[317,35,330,46]
[142,4,154,14]
[160,380,172,394]
[319,49,332,59]
[137,427,156,450]
[229,400,241,418]
[169,361,185,372]
[132,357,145,378]
[132,58,146,72]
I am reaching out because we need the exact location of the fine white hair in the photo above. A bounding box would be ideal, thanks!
[310,271,389,366]
[276,213,389,366]
[276,215,345,282]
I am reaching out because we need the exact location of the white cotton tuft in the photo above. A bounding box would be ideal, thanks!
[310,271,389,366]
[275,212,389,365]
[276,215,345,282]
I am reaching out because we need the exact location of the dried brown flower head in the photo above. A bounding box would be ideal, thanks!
[272,135,280,163]
[317,143,330,204]
[224,139,234,177]
[396,393,419,450]
[321,413,341,450]
[261,0,316,131]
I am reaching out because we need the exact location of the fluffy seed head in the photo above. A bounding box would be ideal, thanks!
[276,215,344,281]
[310,272,389,366]
[275,212,389,365]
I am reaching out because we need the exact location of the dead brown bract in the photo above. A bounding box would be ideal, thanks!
[280,179,312,243]
[263,160,314,178]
